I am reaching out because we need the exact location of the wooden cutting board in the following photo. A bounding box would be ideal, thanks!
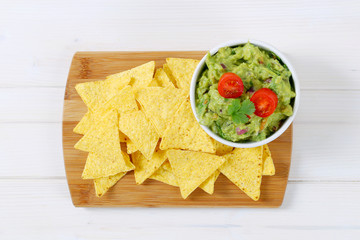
[63,51,292,207]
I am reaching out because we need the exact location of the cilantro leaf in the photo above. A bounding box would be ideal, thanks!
[228,99,255,124]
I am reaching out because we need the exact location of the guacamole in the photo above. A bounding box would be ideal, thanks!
[195,43,296,142]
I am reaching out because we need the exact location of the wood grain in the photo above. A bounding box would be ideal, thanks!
[63,51,292,207]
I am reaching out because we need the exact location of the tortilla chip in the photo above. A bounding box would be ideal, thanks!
[214,140,234,156]
[119,131,128,142]
[160,99,216,153]
[129,61,155,91]
[126,140,138,154]
[163,63,177,87]
[75,110,135,178]
[153,68,175,88]
[108,85,138,114]
[149,160,178,187]
[136,87,187,136]
[263,144,275,176]
[199,170,220,195]
[93,151,131,197]
[75,70,131,110]
[166,58,199,91]
[119,110,159,159]
[132,150,168,184]
[94,172,126,197]
[167,149,225,199]
[220,147,263,201]
[73,111,92,134]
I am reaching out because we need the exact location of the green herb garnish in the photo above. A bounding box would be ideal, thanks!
[228,99,255,124]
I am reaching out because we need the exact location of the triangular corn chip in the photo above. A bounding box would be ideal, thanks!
[150,161,178,187]
[73,111,92,134]
[129,61,155,91]
[93,151,131,197]
[167,149,225,199]
[136,87,187,136]
[132,150,168,184]
[119,110,159,159]
[75,70,131,110]
[262,144,275,175]
[199,170,220,195]
[94,172,126,197]
[166,58,199,91]
[220,147,263,201]
[160,99,216,153]
[75,110,135,178]
[149,68,175,88]
[126,140,138,154]
[214,140,234,156]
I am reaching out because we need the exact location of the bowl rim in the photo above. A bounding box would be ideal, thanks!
[189,39,300,148]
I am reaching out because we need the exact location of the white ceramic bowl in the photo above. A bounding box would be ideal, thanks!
[190,39,300,148]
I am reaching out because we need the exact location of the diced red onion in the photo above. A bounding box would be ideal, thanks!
[265,78,272,83]
[220,63,227,69]
[247,87,255,93]
[236,127,248,135]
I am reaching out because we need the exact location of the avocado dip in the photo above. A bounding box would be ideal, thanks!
[195,43,296,142]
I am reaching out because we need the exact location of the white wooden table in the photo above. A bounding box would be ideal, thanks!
[1,0,359,239]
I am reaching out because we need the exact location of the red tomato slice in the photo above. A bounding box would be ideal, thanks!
[218,72,244,98]
[250,88,278,117]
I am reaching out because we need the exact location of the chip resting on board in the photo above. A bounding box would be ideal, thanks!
[167,149,225,199]
[166,58,199,91]
[220,146,263,201]
[262,144,275,176]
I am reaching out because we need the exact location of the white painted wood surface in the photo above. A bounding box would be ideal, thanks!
[0,0,359,239]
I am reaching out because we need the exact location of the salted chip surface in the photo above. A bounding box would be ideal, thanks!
[262,144,275,176]
[220,147,263,201]
[160,99,216,153]
[129,61,155,91]
[167,149,225,199]
[94,172,126,197]
[75,70,131,110]
[132,150,168,184]
[199,170,220,195]
[74,85,138,135]
[93,151,131,197]
[119,110,159,159]
[214,140,234,156]
[75,110,135,178]
[166,58,199,91]
[150,161,178,187]
[163,63,177,87]
[73,111,92,134]
[126,140,138,154]
[136,87,187,136]
[149,68,175,88]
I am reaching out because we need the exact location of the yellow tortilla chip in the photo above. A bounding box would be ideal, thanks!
[214,140,234,156]
[93,151,130,197]
[119,131,128,142]
[136,87,187,136]
[199,170,220,195]
[220,147,263,201]
[150,161,178,187]
[119,110,159,159]
[73,111,92,134]
[75,110,135,178]
[167,149,225,199]
[126,140,138,154]
[166,58,199,91]
[129,61,155,91]
[75,70,131,110]
[163,63,177,87]
[108,85,138,114]
[160,99,216,153]
[263,144,275,176]
[94,172,126,197]
[132,150,168,184]
[152,68,175,88]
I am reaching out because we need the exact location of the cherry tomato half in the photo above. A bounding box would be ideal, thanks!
[250,88,278,117]
[218,72,244,98]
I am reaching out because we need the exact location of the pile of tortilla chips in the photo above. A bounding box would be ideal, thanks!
[73,58,276,200]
